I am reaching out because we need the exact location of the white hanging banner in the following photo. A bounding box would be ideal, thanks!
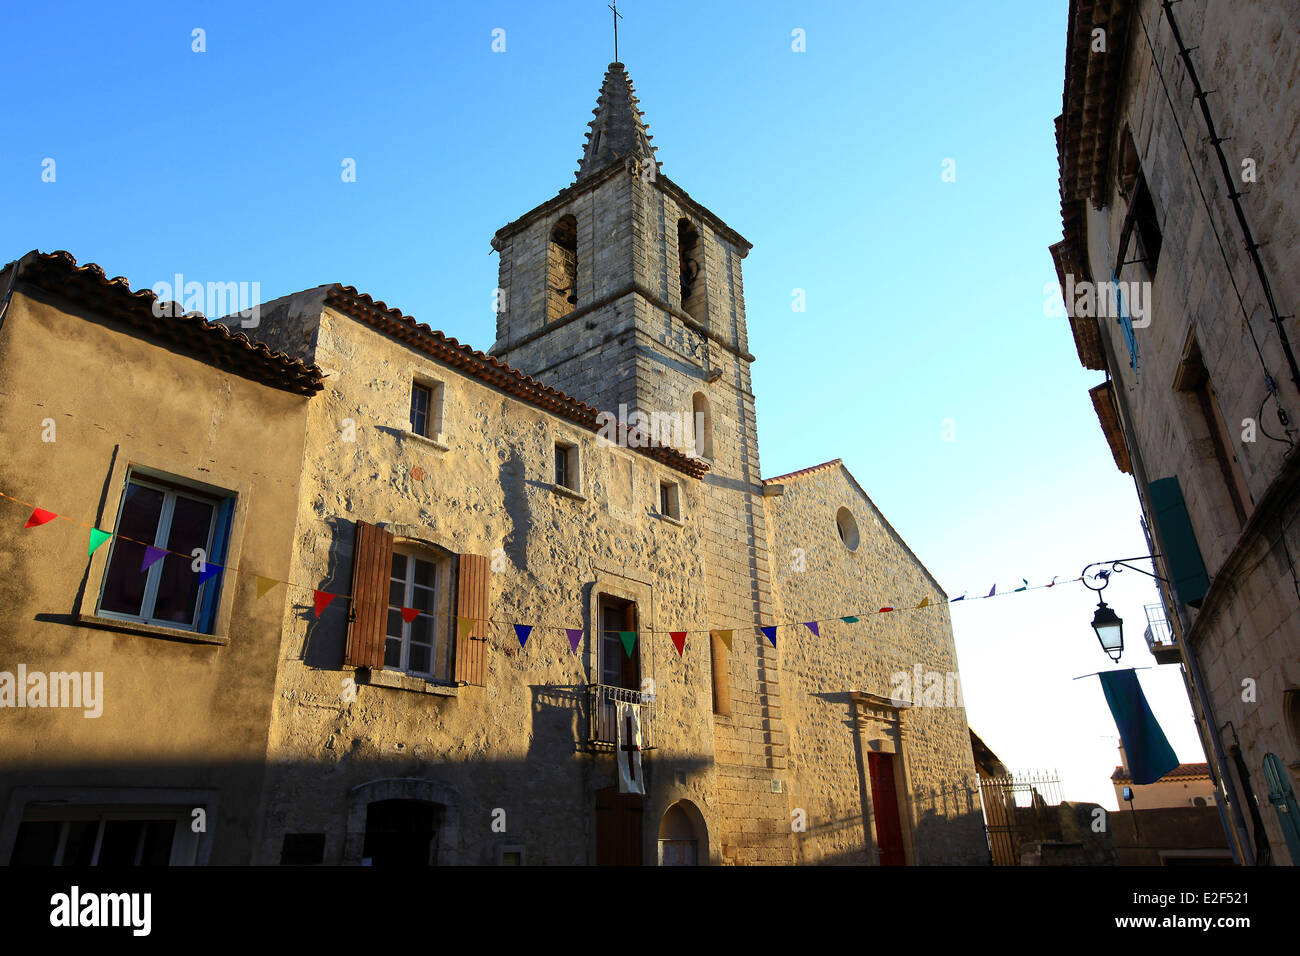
[616,701,645,795]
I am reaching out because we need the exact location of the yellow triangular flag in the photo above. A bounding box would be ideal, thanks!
[458,617,475,641]
[256,576,279,599]
[916,597,930,609]
[710,629,733,651]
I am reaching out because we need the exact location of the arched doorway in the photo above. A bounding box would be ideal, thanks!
[657,800,707,865]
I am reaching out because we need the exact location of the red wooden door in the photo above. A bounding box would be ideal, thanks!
[595,786,643,865]
[868,752,906,866]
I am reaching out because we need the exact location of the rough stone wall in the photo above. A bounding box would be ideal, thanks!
[255,305,726,865]
[763,464,988,864]
[1075,0,1300,863]
[0,287,310,865]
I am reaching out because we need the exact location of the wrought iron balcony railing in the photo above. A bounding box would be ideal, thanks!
[586,683,654,751]
[1143,602,1180,664]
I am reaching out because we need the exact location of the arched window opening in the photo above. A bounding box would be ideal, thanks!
[677,218,703,318]
[691,392,713,461]
[548,215,578,322]
[658,801,702,865]
[836,507,860,552]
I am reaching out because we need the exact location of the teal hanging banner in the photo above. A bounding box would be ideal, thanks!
[1098,669,1179,785]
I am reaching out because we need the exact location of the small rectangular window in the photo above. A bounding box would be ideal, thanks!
[97,472,232,633]
[410,381,444,439]
[659,480,680,519]
[555,441,578,491]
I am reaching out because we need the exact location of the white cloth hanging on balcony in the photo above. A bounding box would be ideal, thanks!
[616,701,645,795]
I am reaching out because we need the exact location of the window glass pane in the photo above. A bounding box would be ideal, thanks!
[98,819,174,866]
[411,386,429,435]
[409,616,432,647]
[62,820,100,866]
[391,553,406,579]
[10,821,61,866]
[385,609,403,639]
[153,496,216,626]
[99,484,166,617]
[408,643,431,674]
[384,637,401,668]
[412,558,434,588]
[412,586,434,613]
[389,580,405,609]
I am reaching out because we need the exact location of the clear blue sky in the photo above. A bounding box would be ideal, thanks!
[1,0,1202,810]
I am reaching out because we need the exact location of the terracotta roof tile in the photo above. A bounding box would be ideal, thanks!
[3,250,324,396]
[762,459,842,485]
[1112,762,1210,782]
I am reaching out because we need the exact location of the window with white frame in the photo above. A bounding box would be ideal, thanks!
[10,806,200,866]
[96,472,233,633]
[385,550,447,677]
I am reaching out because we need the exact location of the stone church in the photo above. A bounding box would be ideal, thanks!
[0,63,986,865]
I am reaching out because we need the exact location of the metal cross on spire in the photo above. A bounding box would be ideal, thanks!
[608,0,623,62]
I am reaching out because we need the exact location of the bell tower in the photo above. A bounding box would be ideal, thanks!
[490,62,794,865]
[489,62,756,477]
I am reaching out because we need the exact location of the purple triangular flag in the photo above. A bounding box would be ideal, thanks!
[804,621,819,636]
[514,624,532,648]
[197,563,223,584]
[761,626,777,646]
[566,628,583,654]
[986,583,996,598]
[142,546,167,572]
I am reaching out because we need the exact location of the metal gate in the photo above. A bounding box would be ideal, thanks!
[978,771,1064,866]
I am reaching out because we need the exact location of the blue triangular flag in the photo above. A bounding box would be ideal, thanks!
[514,624,532,648]
[197,563,223,584]
[1098,669,1180,785]
[761,626,777,647]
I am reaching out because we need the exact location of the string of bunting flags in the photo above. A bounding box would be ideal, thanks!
[5,487,1083,658]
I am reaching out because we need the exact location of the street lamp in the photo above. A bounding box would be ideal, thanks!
[1081,556,1165,664]
[1091,601,1124,661]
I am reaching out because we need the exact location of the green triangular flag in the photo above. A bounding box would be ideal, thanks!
[841,616,859,624]
[88,528,112,556]
[618,630,637,658]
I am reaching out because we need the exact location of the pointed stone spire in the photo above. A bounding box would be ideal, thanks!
[576,62,659,181]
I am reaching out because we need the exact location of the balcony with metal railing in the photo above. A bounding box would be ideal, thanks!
[1143,602,1180,664]
[586,683,654,751]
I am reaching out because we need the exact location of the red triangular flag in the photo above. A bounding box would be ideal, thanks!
[401,607,419,623]
[24,508,57,528]
[670,631,687,656]
[879,606,895,613]
[313,590,336,617]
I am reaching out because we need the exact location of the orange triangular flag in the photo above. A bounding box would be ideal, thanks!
[916,597,930,609]
[710,629,733,651]
[256,576,279,599]
[458,617,475,641]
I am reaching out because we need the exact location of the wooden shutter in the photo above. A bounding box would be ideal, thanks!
[455,553,490,686]
[1148,477,1210,607]
[345,520,393,669]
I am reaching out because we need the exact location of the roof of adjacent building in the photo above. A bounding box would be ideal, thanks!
[762,458,843,485]
[1,250,325,396]
[1112,762,1210,783]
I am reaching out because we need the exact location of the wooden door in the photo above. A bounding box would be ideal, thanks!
[595,786,643,865]
[868,752,906,866]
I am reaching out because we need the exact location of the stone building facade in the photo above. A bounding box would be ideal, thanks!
[0,62,986,866]
[1051,0,1300,865]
